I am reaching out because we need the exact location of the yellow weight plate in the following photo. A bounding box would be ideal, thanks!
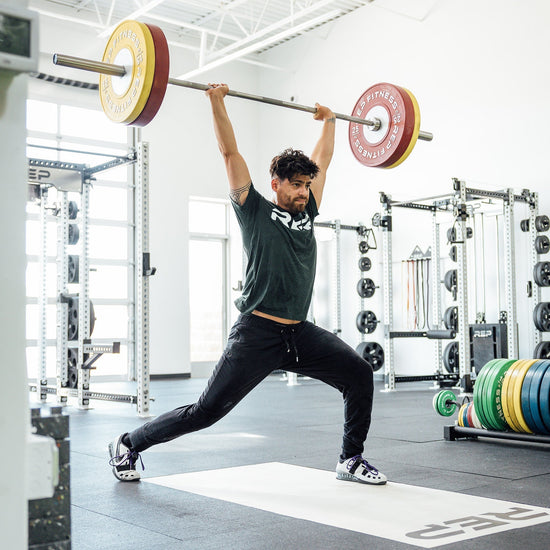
[511,359,538,433]
[501,360,524,431]
[100,20,156,124]
[457,403,466,427]
[385,86,421,169]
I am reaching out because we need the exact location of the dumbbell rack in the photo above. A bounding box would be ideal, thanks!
[27,140,152,416]
[378,179,541,391]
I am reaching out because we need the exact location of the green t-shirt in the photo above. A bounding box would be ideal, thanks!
[232,183,319,320]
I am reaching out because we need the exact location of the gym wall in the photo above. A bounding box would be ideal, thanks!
[28,0,550,376]
[256,0,550,371]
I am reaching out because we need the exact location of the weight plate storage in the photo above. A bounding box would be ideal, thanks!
[534,341,550,359]
[356,341,384,371]
[442,341,458,373]
[534,262,550,286]
[535,214,550,232]
[444,269,457,292]
[533,302,550,331]
[443,306,458,331]
[356,310,377,334]
[535,235,550,254]
[357,278,376,298]
[358,256,372,271]
[449,245,457,262]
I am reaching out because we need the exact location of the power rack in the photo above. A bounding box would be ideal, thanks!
[27,136,153,416]
[378,178,541,392]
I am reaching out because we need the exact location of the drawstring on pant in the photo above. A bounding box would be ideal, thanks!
[280,327,299,363]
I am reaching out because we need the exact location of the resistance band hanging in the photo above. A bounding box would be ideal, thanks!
[402,248,431,331]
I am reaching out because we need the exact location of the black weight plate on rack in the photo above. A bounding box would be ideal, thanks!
[358,256,372,272]
[534,303,550,332]
[447,227,456,243]
[358,241,370,254]
[68,223,80,245]
[443,306,458,331]
[536,235,550,254]
[66,297,96,340]
[443,341,459,373]
[356,310,377,334]
[68,200,79,220]
[68,366,78,389]
[449,245,457,262]
[520,219,530,232]
[356,342,384,372]
[68,254,79,284]
[357,278,376,298]
[534,341,550,359]
[444,269,457,292]
[67,347,78,369]
[535,215,550,232]
[534,262,550,286]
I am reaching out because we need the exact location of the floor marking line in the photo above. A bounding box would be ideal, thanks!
[144,462,550,548]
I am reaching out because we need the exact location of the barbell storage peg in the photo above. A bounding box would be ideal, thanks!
[53,20,433,169]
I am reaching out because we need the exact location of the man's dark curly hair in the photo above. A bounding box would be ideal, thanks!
[269,148,319,181]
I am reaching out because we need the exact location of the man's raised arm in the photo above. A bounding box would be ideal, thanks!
[206,83,252,206]
[310,103,336,208]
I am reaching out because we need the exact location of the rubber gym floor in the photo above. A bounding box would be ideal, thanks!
[65,375,550,549]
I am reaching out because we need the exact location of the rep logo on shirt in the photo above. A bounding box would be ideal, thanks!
[271,208,312,231]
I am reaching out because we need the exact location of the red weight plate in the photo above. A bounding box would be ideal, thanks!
[466,402,474,428]
[348,83,417,168]
[131,23,170,127]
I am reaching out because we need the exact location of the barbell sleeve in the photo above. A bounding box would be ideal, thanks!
[53,53,433,141]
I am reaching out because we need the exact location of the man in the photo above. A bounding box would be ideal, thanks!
[108,83,387,486]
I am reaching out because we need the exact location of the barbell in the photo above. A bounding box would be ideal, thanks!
[53,20,433,169]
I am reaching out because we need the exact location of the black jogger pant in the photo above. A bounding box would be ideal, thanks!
[127,313,374,459]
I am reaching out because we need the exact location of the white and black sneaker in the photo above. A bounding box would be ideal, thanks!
[336,455,387,485]
[108,434,143,481]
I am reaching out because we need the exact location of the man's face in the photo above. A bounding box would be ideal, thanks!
[272,174,311,215]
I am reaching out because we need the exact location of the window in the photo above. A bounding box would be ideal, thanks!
[188,198,231,363]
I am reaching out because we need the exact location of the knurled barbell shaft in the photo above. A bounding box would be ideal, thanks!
[53,53,433,141]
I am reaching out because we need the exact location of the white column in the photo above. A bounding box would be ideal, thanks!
[0,69,30,547]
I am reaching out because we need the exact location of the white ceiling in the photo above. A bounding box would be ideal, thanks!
[30,0,372,78]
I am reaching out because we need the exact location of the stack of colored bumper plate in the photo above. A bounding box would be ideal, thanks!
[473,358,550,434]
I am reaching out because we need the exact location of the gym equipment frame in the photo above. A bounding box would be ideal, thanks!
[27,138,153,416]
[378,178,541,392]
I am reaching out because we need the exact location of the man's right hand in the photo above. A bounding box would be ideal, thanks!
[206,83,229,99]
